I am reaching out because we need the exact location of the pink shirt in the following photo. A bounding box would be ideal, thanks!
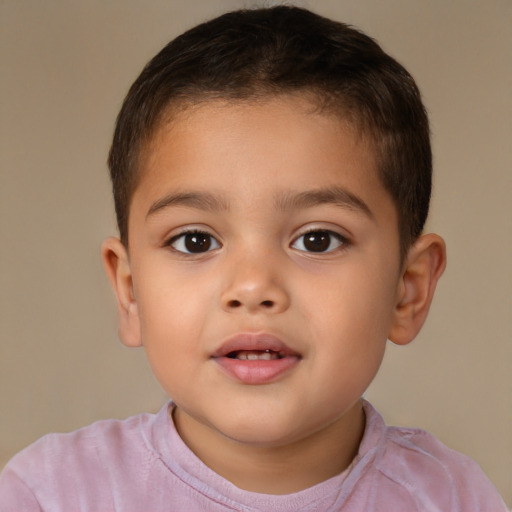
[0,401,506,511]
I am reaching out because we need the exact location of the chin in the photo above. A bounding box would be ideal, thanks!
[223,427,299,448]
[212,412,316,448]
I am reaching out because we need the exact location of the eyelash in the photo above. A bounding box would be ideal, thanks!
[291,229,349,254]
[166,229,221,255]
[165,228,349,256]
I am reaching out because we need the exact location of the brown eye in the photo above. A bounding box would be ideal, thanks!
[170,231,220,254]
[292,230,345,253]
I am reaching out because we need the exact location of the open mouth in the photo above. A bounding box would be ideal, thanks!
[226,349,285,361]
[213,333,301,384]
[213,332,298,359]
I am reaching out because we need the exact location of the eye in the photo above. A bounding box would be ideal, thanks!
[168,230,221,254]
[291,230,346,253]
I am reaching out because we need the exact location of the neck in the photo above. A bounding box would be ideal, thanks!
[173,401,365,495]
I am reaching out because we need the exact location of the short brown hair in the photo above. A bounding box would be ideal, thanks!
[108,6,431,259]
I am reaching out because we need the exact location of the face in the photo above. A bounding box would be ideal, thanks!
[114,96,405,448]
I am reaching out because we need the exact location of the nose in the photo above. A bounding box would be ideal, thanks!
[220,253,291,314]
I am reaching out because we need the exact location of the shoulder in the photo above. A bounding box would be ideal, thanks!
[380,425,481,492]
[361,402,507,511]
[9,410,155,472]
[0,408,165,509]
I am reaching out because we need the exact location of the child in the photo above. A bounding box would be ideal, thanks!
[0,6,507,511]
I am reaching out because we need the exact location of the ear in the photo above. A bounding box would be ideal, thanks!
[388,234,446,346]
[101,237,142,347]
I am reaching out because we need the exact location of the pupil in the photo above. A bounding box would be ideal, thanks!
[304,231,330,252]
[185,233,211,253]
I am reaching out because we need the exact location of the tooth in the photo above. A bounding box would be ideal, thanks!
[233,350,282,360]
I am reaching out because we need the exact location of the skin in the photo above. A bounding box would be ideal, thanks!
[103,95,446,494]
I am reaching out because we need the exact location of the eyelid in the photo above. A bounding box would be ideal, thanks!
[290,226,351,254]
[292,223,351,242]
[164,226,222,255]
[163,224,220,243]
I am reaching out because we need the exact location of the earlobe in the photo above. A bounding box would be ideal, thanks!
[101,237,142,348]
[388,234,446,346]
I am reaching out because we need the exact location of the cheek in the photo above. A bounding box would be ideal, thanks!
[138,285,206,398]
[134,269,213,360]
[136,257,215,323]
[312,259,398,327]
[305,258,398,364]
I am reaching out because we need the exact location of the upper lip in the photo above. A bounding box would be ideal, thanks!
[211,332,300,358]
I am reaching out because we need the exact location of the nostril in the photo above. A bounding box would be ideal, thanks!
[261,300,274,308]
[227,299,242,308]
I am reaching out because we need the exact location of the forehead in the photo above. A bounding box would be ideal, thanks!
[131,96,391,220]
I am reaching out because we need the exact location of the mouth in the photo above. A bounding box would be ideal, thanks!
[226,349,286,361]
[212,333,301,385]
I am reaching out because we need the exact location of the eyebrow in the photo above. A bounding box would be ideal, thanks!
[146,191,229,218]
[146,186,373,219]
[275,187,374,219]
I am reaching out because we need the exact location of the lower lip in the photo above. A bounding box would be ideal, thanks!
[213,356,300,385]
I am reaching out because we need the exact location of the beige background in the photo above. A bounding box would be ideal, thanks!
[1,0,511,505]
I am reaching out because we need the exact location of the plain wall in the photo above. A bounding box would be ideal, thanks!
[1,0,511,504]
